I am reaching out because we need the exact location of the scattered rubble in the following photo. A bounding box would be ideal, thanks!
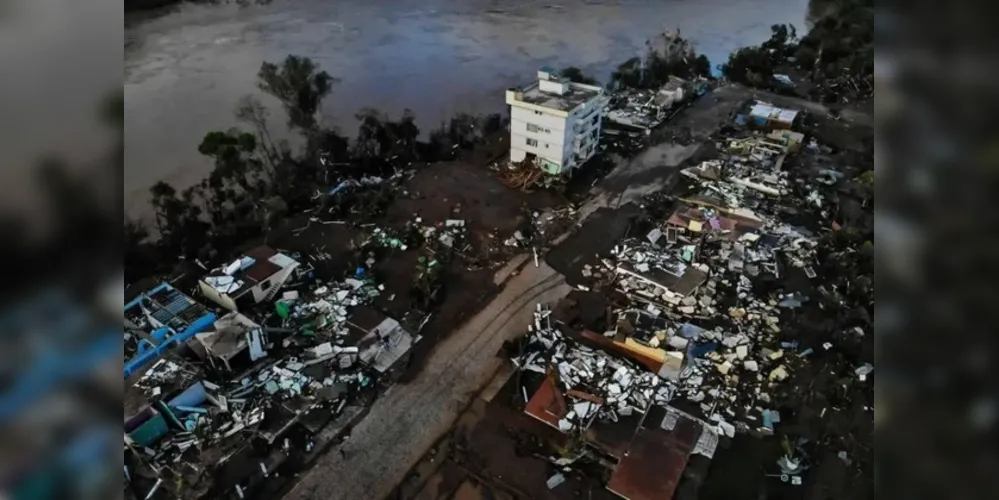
[506,96,872,494]
[125,255,418,499]
[605,76,705,131]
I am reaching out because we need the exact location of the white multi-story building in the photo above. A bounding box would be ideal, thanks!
[505,68,607,175]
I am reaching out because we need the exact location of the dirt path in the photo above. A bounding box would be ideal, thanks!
[282,260,572,500]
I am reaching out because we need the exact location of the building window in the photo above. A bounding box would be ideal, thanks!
[527,123,543,133]
[526,138,538,147]
[592,115,599,126]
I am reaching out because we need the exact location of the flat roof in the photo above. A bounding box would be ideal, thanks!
[749,102,799,124]
[515,80,603,112]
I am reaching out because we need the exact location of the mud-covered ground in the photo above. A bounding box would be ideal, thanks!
[385,84,874,500]
[203,83,871,500]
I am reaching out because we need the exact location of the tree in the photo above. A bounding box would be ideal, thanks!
[691,55,711,78]
[260,195,289,238]
[352,108,422,168]
[722,46,774,87]
[559,67,599,86]
[199,129,264,194]
[354,108,393,161]
[148,181,212,259]
[149,181,181,237]
[761,24,797,60]
[610,31,711,89]
[235,95,280,173]
[125,219,159,283]
[257,55,338,133]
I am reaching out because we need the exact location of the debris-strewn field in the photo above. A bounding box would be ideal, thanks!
[124,81,872,500]
[393,84,873,500]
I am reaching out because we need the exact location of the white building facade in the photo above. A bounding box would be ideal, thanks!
[505,68,607,175]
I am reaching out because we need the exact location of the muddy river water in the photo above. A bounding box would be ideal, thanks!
[125,0,807,215]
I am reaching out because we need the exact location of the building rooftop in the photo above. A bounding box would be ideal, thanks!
[513,78,604,112]
[125,282,209,333]
[606,406,703,500]
[124,282,217,378]
[524,372,566,429]
[202,246,299,298]
[749,102,799,124]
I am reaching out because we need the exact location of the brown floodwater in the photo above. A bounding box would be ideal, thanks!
[124,0,807,215]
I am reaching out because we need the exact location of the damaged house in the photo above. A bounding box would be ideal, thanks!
[123,273,397,500]
[190,311,270,371]
[746,101,799,130]
[515,319,717,500]
[125,282,217,379]
[199,246,300,312]
[606,76,689,131]
[506,67,608,175]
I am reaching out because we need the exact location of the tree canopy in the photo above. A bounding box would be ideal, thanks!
[257,55,338,132]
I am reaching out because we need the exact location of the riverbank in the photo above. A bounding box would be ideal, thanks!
[123,77,874,500]
[124,0,809,216]
[123,4,873,498]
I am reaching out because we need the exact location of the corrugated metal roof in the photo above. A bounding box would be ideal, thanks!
[606,410,702,500]
[524,373,565,429]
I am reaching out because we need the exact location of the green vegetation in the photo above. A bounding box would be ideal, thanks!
[124,55,502,282]
[558,67,599,86]
[722,0,873,102]
[611,30,711,90]
[257,55,336,134]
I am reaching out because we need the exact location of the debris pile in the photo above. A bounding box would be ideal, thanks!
[128,350,372,489]
[605,77,693,131]
[497,160,567,191]
[512,306,674,432]
[280,275,382,338]
[511,100,873,488]
[365,214,469,254]
[504,207,578,250]
[125,251,420,499]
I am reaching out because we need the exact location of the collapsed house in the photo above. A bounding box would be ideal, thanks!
[508,100,871,491]
[189,311,269,371]
[605,76,692,131]
[125,282,217,379]
[513,311,718,500]
[199,246,300,313]
[124,253,421,499]
[741,101,800,130]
